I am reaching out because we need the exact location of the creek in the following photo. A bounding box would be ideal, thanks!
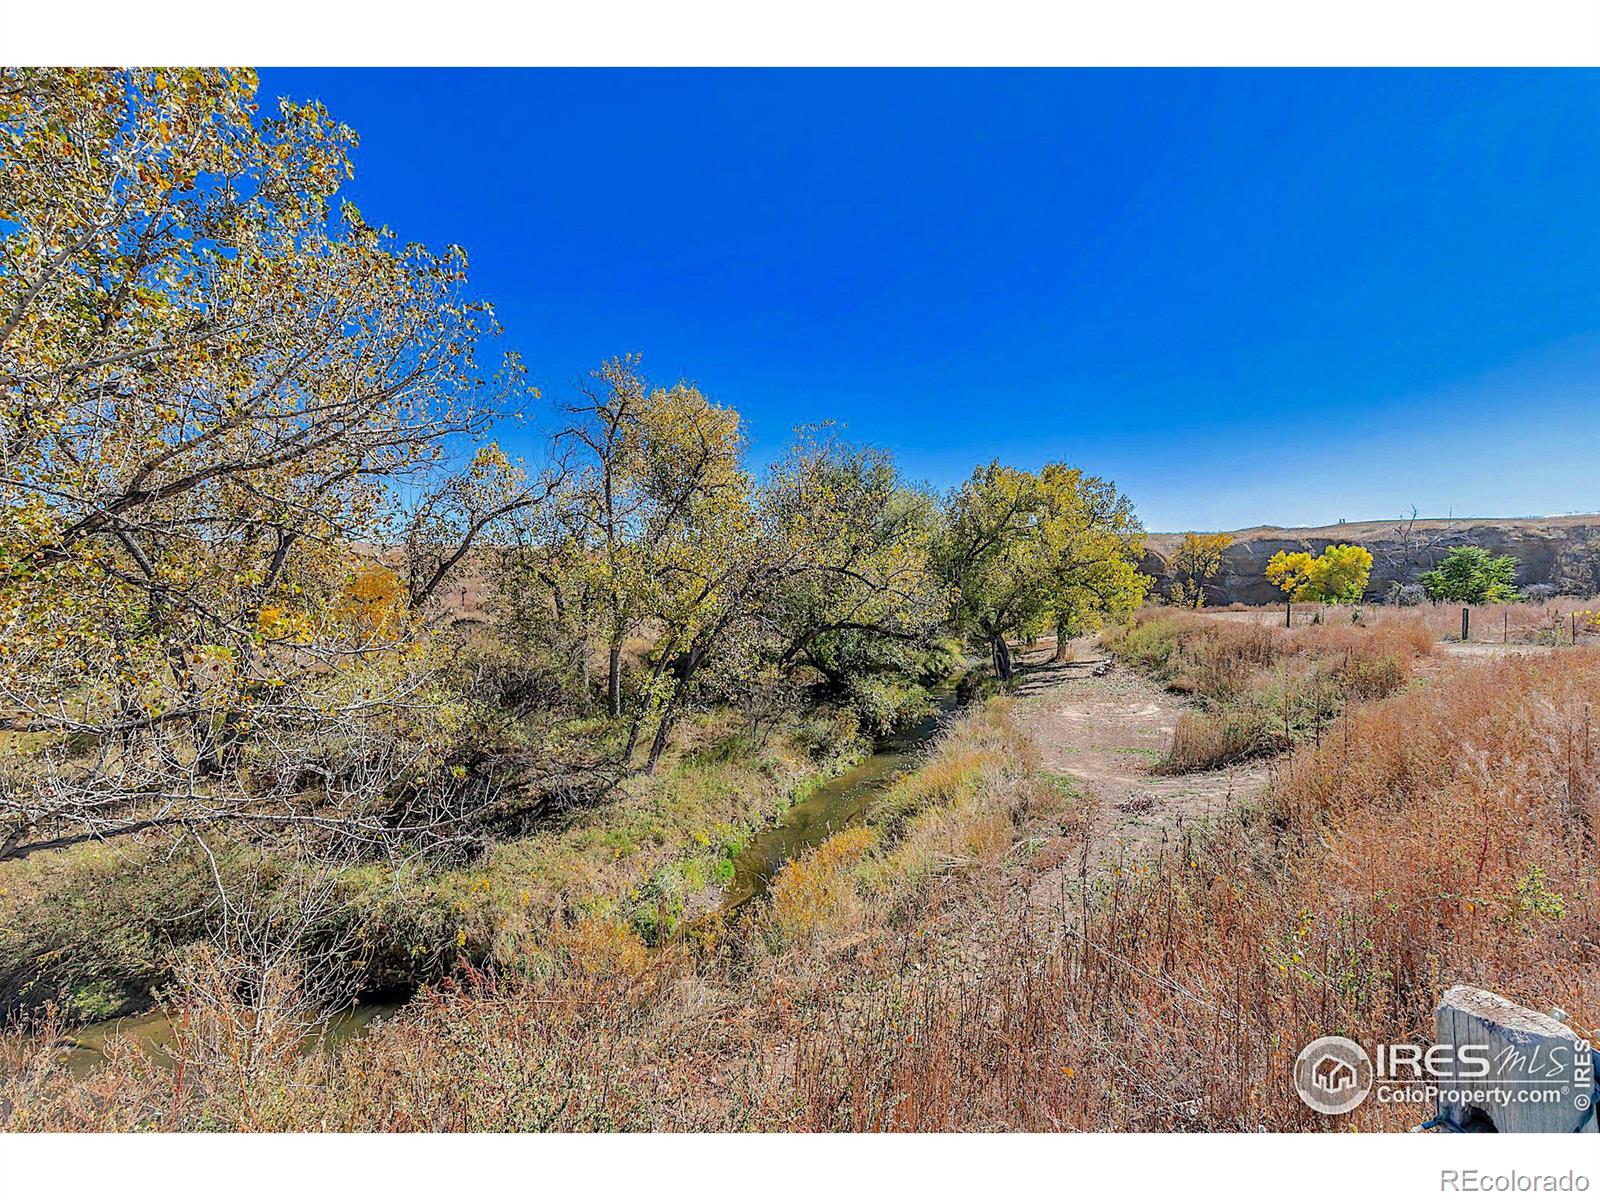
[722,688,955,909]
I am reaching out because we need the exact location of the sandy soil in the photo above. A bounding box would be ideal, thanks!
[1434,641,1554,658]
[1009,645,1267,862]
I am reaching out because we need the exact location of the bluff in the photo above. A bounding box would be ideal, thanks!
[1141,514,1600,605]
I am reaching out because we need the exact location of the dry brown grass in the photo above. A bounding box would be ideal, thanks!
[1109,609,1435,773]
[1228,595,1600,646]
[7,658,1595,1131]
[747,651,1599,1131]
[768,826,879,948]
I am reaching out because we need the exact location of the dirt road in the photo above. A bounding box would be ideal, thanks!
[1006,630,1550,859]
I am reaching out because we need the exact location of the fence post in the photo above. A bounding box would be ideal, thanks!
[1461,607,1470,642]
[1434,986,1598,1133]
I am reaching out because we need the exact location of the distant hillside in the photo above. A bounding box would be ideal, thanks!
[1142,514,1600,605]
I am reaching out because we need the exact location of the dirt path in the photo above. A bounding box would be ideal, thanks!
[1435,641,1554,658]
[1007,632,1550,859]
[1009,645,1267,860]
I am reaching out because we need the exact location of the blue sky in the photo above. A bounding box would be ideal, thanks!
[261,68,1599,532]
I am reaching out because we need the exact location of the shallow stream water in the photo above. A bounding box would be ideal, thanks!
[722,689,955,909]
[60,1000,403,1076]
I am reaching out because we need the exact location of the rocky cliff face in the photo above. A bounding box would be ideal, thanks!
[1141,515,1600,605]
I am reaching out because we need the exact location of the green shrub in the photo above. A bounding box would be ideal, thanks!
[1421,546,1519,605]
[844,675,934,738]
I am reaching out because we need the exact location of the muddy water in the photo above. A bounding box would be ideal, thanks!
[723,690,955,910]
[60,1000,402,1076]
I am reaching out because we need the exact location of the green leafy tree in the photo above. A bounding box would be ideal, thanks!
[938,464,1052,683]
[619,422,946,772]
[611,374,755,769]
[764,428,943,704]
[939,461,1143,682]
[1421,545,1520,604]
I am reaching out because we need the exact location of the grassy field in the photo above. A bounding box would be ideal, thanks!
[1208,594,1600,643]
[1104,607,1435,771]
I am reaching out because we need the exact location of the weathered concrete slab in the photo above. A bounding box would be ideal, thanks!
[1435,985,1597,1133]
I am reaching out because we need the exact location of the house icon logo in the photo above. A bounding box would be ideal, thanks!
[1312,1054,1356,1093]
[1294,1036,1373,1115]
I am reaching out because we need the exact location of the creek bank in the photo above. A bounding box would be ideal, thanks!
[724,688,958,909]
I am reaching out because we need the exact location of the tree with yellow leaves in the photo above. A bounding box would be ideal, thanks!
[1038,464,1149,659]
[938,461,1145,682]
[1265,543,1373,626]
[0,69,548,864]
[337,565,407,643]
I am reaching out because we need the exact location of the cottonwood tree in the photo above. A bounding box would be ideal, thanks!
[1265,543,1373,624]
[939,461,1143,682]
[938,464,1047,683]
[541,359,755,767]
[1308,543,1373,604]
[632,428,946,769]
[488,478,606,714]
[0,69,543,871]
[559,407,946,771]
[402,441,564,617]
[551,357,659,719]
[610,377,755,769]
[1038,464,1149,659]
[1265,550,1314,626]
[763,428,944,721]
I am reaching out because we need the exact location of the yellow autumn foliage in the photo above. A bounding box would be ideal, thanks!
[337,565,406,641]
[768,825,879,947]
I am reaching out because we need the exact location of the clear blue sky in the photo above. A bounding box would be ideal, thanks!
[260,68,1599,532]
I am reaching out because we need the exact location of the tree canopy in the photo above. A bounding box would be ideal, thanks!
[0,68,546,862]
[938,461,1145,681]
[1265,543,1373,605]
[1169,532,1232,609]
[1421,545,1519,604]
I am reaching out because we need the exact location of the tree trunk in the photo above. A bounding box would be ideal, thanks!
[621,635,681,769]
[621,715,643,767]
[607,636,623,718]
[1053,615,1074,663]
[991,634,1013,683]
[644,671,693,774]
[553,584,592,713]
[645,703,679,773]
[576,632,593,713]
